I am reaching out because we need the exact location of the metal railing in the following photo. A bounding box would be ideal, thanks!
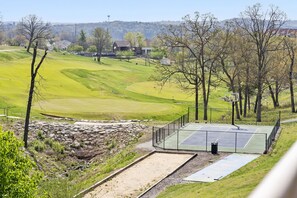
[249,141,297,198]
[152,113,189,148]
[265,118,280,153]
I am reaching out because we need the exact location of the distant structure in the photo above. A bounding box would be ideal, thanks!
[113,40,131,52]
[277,28,297,37]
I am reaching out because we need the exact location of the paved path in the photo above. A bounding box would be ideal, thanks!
[184,153,259,182]
[281,118,297,124]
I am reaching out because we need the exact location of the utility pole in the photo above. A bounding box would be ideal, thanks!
[107,15,110,33]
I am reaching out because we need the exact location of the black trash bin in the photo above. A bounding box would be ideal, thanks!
[211,142,218,154]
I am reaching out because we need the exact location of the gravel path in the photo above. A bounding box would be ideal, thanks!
[83,153,193,198]
[140,152,229,198]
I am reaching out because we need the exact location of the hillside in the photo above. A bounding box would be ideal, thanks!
[0,47,226,121]
[3,21,178,41]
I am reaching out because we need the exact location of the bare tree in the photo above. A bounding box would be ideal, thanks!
[158,12,221,120]
[23,42,47,148]
[265,49,288,108]
[284,37,297,112]
[93,27,111,62]
[236,4,286,122]
[18,15,51,53]
[217,26,242,119]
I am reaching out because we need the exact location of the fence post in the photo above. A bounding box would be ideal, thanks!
[206,131,208,151]
[188,107,190,123]
[210,108,212,123]
[235,132,237,153]
[163,128,165,149]
[265,133,268,154]
[168,124,170,136]
[177,129,179,150]
[152,127,155,146]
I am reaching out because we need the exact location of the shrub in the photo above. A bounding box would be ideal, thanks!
[31,140,46,152]
[52,141,64,154]
[44,138,53,147]
[0,130,42,197]
[37,131,45,140]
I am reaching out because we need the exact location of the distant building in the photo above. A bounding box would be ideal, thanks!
[141,39,153,55]
[113,41,131,52]
[52,40,72,50]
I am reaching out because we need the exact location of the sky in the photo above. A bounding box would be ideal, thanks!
[1,0,297,23]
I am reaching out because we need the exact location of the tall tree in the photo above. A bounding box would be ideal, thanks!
[284,37,297,112]
[23,42,47,148]
[78,29,87,50]
[18,15,51,53]
[217,25,242,119]
[236,4,286,122]
[158,12,221,120]
[124,32,145,47]
[93,27,111,62]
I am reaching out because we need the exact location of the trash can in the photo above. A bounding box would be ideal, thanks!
[211,142,218,154]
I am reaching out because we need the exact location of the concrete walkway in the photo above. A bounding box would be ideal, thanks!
[281,118,297,124]
[184,153,259,182]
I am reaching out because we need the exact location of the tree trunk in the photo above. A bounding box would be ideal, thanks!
[27,38,33,53]
[201,68,208,121]
[254,95,258,114]
[195,78,199,121]
[23,43,47,148]
[256,79,262,122]
[268,83,277,108]
[24,78,35,148]
[244,85,248,117]
[248,92,251,111]
[275,81,279,107]
[289,70,295,112]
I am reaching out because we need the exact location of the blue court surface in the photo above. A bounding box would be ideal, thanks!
[161,123,273,153]
[181,126,256,148]
[184,153,260,182]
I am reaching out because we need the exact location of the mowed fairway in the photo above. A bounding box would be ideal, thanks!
[0,47,187,120]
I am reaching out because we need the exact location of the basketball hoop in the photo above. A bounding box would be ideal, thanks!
[222,92,239,126]
[221,92,239,103]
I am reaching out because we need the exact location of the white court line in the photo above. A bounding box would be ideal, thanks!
[242,128,258,149]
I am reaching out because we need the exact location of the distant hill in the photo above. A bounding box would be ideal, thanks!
[51,21,180,40]
[3,21,180,41]
[3,20,297,42]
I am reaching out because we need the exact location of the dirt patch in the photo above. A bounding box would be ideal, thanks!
[83,152,193,198]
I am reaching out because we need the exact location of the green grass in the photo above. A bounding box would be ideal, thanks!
[158,122,297,198]
[0,48,175,119]
[0,46,230,120]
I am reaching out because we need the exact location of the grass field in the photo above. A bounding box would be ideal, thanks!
[0,46,230,120]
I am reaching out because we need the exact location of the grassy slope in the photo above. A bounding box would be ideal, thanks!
[0,47,229,120]
[158,122,297,198]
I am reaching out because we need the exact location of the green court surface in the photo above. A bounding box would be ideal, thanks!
[155,123,273,154]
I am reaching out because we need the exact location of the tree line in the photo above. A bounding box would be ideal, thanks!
[156,3,296,122]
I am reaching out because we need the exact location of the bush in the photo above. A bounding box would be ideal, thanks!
[52,141,64,154]
[44,138,64,154]
[0,130,42,197]
[44,138,53,147]
[37,131,45,140]
[31,140,46,152]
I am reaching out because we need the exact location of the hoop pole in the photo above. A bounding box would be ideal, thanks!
[232,101,235,125]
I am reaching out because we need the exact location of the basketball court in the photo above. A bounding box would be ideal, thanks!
[155,123,274,154]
